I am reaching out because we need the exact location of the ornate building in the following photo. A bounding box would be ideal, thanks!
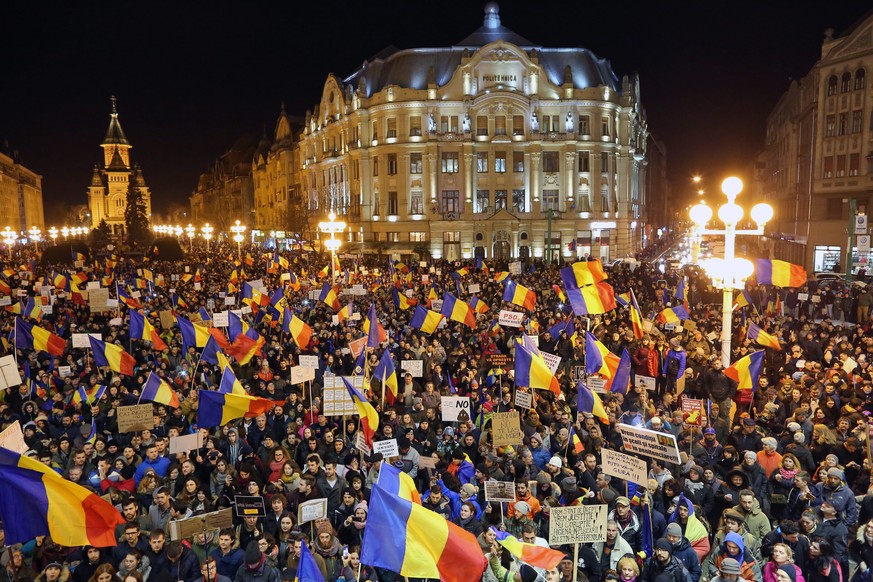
[251,108,301,244]
[260,4,651,260]
[86,97,151,235]
[0,142,45,232]
[189,135,257,232]
[756,10,873,272]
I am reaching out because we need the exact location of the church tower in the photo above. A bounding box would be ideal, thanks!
[87,96,151,235]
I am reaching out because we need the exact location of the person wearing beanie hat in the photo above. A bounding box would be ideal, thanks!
[641,538,686,582]
[729,415,763,455]
[820,465,858,527]
[448,446,475,485]
[775,564,797,582]
[665,521,701,581]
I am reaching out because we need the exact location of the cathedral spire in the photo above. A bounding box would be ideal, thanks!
[102,95,130,146]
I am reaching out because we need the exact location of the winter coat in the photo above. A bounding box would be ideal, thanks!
[732,500,772,541]
[763,562,805,582]
[670,537,701,581]
[232,559,281,582]
[640,555,693,582]
[818,481,859,526]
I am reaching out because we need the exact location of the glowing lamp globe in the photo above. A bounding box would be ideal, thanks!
[721,177,743,198]
[689,204,713,227]
[751,203,774,225]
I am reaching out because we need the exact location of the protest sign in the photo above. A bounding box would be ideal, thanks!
[322,376,360,416]
[169,433,202,455]
[440,396,471,422]
[0,421,27,454]
[400,360,423,378]
[72,333,102,348]
[601,448,648,485]
[299,355,319,369]
[297,499,327,525]
[468,283,480,294]
[373,438,399,458]
[541,352,561,374]
[509,261,522,275]
[491,412,521,447]
[0,297,10,307]
[514,390,532,410]
[89,288,110,313]
[549,505,607,545]
[212,311,229,327]
[635,375,656,392]
[587,376,606,393]
[498,310,524,328]
[290,366,315,385]
[431,299,443,312]
[616,424,681,464]
[234,496,266,518]
[0,356,21,388]
[681,398,704,425]
[484,481,516,503]
[159,310,176,330]
[349,337,367,358]
[58,365,72,377]
[116,404,155,433]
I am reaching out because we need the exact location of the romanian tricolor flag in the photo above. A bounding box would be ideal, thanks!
[23,297,42,321]
[129,310,168,351]
[317,264,330,279]
[585,331,620,378]
[140,372,180,408]
[242,282,270,309]
[0,280,10,296]
[319,283,341,311]
[73,385,107,406]
[616,292,631,307]
[197,389,281,428]
[341,377,379,446]
[754,259,807,288]
[514,342,560,395]
[337,303,354,325]
[218,367,247,395]
[494,271,510,283]
[117,287,143,309]
[724,350,765,391]
[229,269,239,285]
[227,332,265,365]
[577,380,609,423]
[364,303,387,347]
[440,293,476,328]
[177,315,210,351]
[552,284,566,303]
[284,311,313,349]
[376,463,421,504]
[52,272,69,292]
[566,281,616,315]
[747,323,782,351]
[490,528,564,569]
[656,305,690,324]
[629,289,645,340]
[89,337,136,376]
[469,296,489,314]
[228,311,250,342]
[560,260,608,288]
[0,446,125,546]
[361,478,486,582]
[608,348,632,394]
[373,349,398,405]
[734,289,754,310]
[503,280,537,310]
[392,288,417,311]
[14,318,66,357]
[410,305,444,334]
[570,427,585,454]
[455,267,469,277]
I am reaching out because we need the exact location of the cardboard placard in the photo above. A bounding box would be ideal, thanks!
[549,505,607,545]
[72,333,102,349]
[587,376,606,393]
[224,296,236,306]
[514,390,532,410]
[509,261,522,275]
[299,355,319,369]
[601,448,648,485]
[0,421,28,454]
[290,366,315,385]
[635,375,656,392]
[373,438,399,458]
[681,398,704,425]
[468,283,481,294]
[440,396,471,422]
[486,354,513,368]
[430,299,443,312]
[491,411,521,448]
[0,355,22,388]
[418,456,437,470]
[168,508,233,542]
[89,288,111,313]
[484,480,517,503]
[541,351,561,374]
[0,297,10,307]
[116,404,155,433]
[297,498,327,525]
[798,293,809,301]
[159,310,176,330]
[498,310,524,328]
[58,365,72,377]
[349,337,367,358]
[86,282,101,290]
[616,423,681,464]
[169,432,202,455]
[213,311,229,327]
[400,360,423,378]
[234,495,266,517]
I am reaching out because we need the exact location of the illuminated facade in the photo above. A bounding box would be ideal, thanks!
[0,145,45,232]
[251,108,302,242]
[86,97,151,235]
[190,135,256,232]
[756,12,873,271]
[269,4,651,260]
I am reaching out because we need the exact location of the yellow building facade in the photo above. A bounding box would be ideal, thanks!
[0,147,45,233]
[259,4,650,260]
[87,97,151,235]
[251,108,301,241]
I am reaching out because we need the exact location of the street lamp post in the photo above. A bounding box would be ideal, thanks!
[318,212,346,281]
[689,177,774,367]
[185,224,195,251]
[2,227,15,259]
[28,226,41,251]
[201,223,213,251]
[48,227,58,246]
[230,220,246,257]
[61,226,69,240]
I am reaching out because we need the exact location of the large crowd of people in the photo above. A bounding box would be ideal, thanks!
[0,235,871,582]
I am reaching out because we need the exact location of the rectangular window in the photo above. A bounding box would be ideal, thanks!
[387,118,397,139]
[372,156,379,176]
[853,110,863,133]
[441,190,460,214]
[409,232,427,242]
[600,185,609,212]
[495,116,506,135]
[578,193,591,212]
[495,190,507,210]
[578,115,590,135]
[513,115,524,135]
[839,113,848,136]
[826,115,836,137]
[441,152,459,173]
[837,154,847,177]
[477,152,489,173]
[542,151,559,172]
[444,231,461,242]
[440,116,449,133]
[578,151,590,172]
[850,153,860,176]
[373,192,381,216]
[388,191,398,215]
[542,189,559,211]
[410,191,424,215]
[410,153,422,174]
[495,151,507,173]
[513,151,524,172]
[827,198,843,220]
[601,152,610,173]
[601,116,610,137]
[372,121,379,140]
[512,189,526,213]
[410,116,422,136]
[352,160,360,180]
[477,115,489,136]
[477,189,490,212]
[373,232,382,242]
[387,154,398,175]
[387,232,400,243]
[824,156,834,178]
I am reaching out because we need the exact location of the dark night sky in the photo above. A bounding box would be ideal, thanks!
[2,1,868,223]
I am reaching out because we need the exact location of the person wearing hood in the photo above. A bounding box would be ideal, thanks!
[446,448,475,485]
[662,337,687,396]
[670,495,711,562]
[70,547,107,582]
[710,509,764,564]
[527,433,551,471]
[640,538,694,582]
[665,522,701,581]
[684,465,713,510]
[733,489,773,542]
[701,531,763,582]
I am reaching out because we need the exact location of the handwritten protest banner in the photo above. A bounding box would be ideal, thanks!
[491,412,521,448]
[549,505,607,544]
[616,423,681,464]
[601,448,648,485]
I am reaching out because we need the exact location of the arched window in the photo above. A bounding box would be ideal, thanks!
[827,75,838,96]
[855,69,866,90]
[841,72,852,93]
